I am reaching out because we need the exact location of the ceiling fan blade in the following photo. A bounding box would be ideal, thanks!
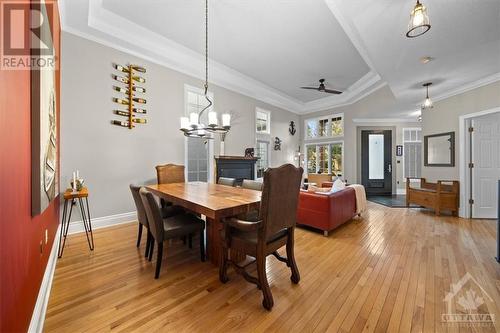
[300,87,320,90]
[323,88,343,94]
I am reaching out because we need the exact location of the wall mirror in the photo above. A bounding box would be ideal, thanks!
[424,132,455,167]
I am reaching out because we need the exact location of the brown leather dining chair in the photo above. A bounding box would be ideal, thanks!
[140,187,206,279]
[155,163,186,215]
[218,177,237,187]
[241,179,263,191]
[219,164,303,310]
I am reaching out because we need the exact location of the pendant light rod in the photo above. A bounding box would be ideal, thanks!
[200,0,212,119]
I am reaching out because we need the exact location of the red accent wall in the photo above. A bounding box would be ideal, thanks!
[0,1,60,332]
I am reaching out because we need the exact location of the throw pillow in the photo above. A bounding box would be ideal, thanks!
[330,178,346,193]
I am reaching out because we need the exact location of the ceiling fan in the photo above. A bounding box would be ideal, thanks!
[300,79,342,95]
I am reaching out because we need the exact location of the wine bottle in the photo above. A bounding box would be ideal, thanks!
[131,65,146,73]
[132,76,145,83]
[113,97,129,105]
[113,64,129,73]
[112,74,128,84]
[114,110,130,117]
[133,108,147,114]
[113,86,128,94]
[132,86,146,93]
[133,97,146,104]
[111,120,132,128]
[132,118,147,124]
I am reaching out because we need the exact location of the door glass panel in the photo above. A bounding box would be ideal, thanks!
[368,134,384,179]
[330,143,342,177]
[318,145,329,173]
[306,146,317,173]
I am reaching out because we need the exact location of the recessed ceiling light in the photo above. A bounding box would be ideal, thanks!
[419,56,434,64]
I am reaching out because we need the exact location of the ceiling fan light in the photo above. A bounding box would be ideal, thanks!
[406,0,431,38]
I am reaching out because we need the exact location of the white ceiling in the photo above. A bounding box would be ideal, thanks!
[59,0,500,116]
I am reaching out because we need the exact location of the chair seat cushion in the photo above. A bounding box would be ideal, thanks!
[231,228,288,245]
[163,213,204,239]
[161,204,185,218]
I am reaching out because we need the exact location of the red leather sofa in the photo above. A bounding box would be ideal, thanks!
[297,187,357,236]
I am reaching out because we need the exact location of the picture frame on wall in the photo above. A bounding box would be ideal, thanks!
[31,0,59,216]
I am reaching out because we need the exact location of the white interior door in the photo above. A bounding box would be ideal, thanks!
[472,112,500,218]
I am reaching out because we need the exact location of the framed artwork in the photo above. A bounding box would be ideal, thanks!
[31,0,58,216]
[396,145,403,157]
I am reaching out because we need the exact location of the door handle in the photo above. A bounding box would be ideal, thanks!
[388,164,392,173]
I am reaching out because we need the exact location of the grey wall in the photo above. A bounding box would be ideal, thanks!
[61,32,299,219]
[421,81,500,181]
[299,86,421,193]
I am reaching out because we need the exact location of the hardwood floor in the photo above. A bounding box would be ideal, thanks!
[44,203,500,332]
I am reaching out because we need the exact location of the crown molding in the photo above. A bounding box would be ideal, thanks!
[433,72,500,103]
[58,0,385,114]
[352,118,419,123]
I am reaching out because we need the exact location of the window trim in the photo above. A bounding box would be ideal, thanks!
[304,140,344,177]
[402,127,422,182]
[255,108,271,134]
[184,84,214,183]
[255,139,270,180]
[304,113,344,141]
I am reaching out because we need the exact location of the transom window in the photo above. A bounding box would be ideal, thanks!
[256,108,271,134]
[305,113,344,140]
[305,142,343,177]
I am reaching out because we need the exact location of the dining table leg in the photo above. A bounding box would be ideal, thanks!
[206,217,245,267]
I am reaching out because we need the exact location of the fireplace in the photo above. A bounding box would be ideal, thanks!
[215,156,259,185]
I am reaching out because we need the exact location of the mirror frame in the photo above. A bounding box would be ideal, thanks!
[424,131,455,167]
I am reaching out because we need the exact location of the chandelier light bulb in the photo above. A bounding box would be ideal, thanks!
[189,112,199,126]
[208,111,218,126]
[180,117,190,130]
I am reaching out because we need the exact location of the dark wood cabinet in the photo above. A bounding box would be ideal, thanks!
[215,156,258,185]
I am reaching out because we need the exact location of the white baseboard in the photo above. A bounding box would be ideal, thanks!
[68,211,137,235]
[28,224,61,333]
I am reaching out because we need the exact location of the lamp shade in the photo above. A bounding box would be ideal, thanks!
[180,117,190,130]
[222,113,231,127]
[406,0,431,38]
[208,111,218,126]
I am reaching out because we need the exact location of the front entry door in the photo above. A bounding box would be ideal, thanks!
[361,130,392,195]
[471,112,500,218]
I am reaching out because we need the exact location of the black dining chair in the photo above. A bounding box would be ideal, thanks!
[139,187,206,279]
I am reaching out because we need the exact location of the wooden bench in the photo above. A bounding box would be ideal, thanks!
[406,178,459,216]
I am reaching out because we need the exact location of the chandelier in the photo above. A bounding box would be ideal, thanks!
[406,0,431,38]
[421,82,433,110]
[180,0,230,138]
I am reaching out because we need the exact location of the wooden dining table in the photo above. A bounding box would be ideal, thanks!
[147,182,261,266]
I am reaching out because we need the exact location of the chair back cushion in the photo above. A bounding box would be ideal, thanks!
[260,164,303,241]
[130,184,148,228]
[156,164,185,184]
[139,188,164,242]
[242,179,263,191]
[218,177,236,187]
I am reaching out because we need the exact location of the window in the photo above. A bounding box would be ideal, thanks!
[256,108,271,134]
[403,128,422,179]
[184,85,213,182]
[305,142,343,177]
[305,113,344,140]
[256,140,269,178]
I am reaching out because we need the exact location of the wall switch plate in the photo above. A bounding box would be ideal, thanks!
[45,229,48,244]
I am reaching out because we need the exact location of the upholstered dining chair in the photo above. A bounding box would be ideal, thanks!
[139,188,206,279]
[155,163,186,216]
[219,164,303,310]
[130,184,152,258]
[241,179,263,191]
[218,177,237,187]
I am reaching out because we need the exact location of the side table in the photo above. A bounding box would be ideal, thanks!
[58,187,95,258]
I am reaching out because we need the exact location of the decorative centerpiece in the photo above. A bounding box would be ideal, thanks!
[70,170,84,192]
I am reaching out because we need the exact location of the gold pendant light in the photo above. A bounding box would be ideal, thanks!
[406,0,431,38]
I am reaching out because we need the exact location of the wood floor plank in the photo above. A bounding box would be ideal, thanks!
[44,203,500,332]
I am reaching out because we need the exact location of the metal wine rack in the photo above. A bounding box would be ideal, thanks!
[111,63,147,129]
